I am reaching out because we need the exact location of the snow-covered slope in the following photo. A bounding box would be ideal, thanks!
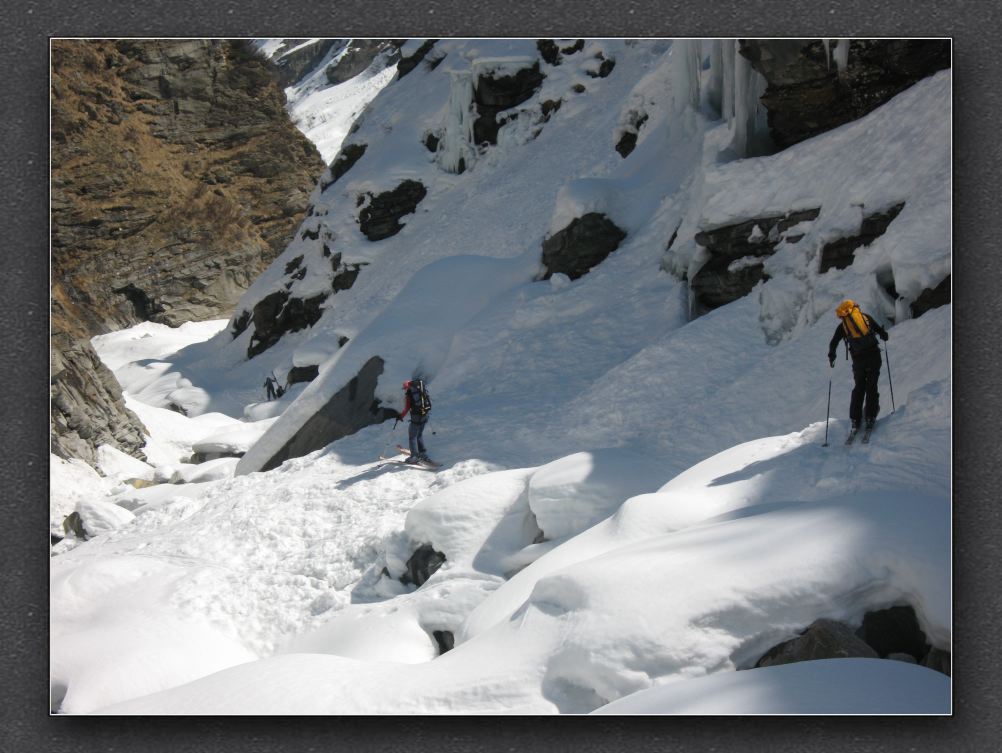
[50,39,951,715]
[255,38,399,163]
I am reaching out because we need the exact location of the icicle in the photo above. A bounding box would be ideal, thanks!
[834,39,850,77]
[721,40,735,122]
[822,39,831,71]
[671,39,702,114]
[437,70,476,174]
[729,41,770,158]
[706,40,724,115]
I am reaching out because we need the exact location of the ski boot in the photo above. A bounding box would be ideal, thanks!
[846,419,861,445]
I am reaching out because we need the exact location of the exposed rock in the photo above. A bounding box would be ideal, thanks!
[50,330,146,467]
[537,40,561,66]
[51,39,323,464]
[358,180,428,241]
[423,132,440,153]
[755,618,878,668]
[562,40,585,56]
[922,647,952,676]
[433,630,455,655]
[125,478,160,489]
[247,290,326,359]
[332,261,365,293]
[540,99,562,122]
[855,605,929,662]
[911,274,951,318]
[818,202,905,273]
[400,543,447,587]
[235,251,363,360]
[325,40,399,86]
[541,213,627,281]
[396,39,438,79]
[112,282,166,322]
[535,38,585,67]
[740,40,951,150]
[615,111,649,158]
[586,55,616,79]
[257,356,397,472]
[690,208,821,309]
[472,62,545,146]
[321,143,367,191]
[62,511,87,540]
[268,39,341,88]
[287,364,320,385]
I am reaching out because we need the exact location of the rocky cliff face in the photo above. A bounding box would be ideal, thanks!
[266,39,342,88]
[740,39,950,150]
[51,39,325,465]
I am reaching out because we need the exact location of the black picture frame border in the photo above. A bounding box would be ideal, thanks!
[5,0,996,750]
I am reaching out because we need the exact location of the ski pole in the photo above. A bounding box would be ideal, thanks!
[887,345,895,412]
[379,420,399,459]
[822,367,832,447]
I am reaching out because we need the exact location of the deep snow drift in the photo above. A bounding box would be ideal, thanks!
[50,39,951,715]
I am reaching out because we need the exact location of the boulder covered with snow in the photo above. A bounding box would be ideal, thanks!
[76,498,136,537]
[689,208,819,310]
[541,213,627,281]
[252,355,397,473]
[817,201,905,273]
[358,180,428,241]
[50,454,114,538]
[471,57,545,145]
[755,618,878,667]
[169,457,240,484]
[528,449,669,541]
[403,467,538,577]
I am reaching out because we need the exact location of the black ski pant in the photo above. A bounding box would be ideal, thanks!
[849,352,882,424]
[408,416,429,457]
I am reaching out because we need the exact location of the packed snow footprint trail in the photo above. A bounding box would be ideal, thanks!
[54,311,949,714]
[88,419,949,715]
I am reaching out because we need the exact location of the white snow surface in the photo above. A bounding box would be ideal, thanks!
[592,659,949,715]
[51,40,951,715]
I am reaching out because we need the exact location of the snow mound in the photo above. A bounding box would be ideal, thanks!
[528,448,671,541]
[403,467,537,576]
[592,658,949,714]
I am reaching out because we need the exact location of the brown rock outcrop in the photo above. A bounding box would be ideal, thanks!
[51,40,325,464]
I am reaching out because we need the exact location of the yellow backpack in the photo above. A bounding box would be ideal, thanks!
[836,299,871,339]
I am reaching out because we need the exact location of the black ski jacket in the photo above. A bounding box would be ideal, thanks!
[828,313,888,364]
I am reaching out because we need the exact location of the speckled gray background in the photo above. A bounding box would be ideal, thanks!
[3,0,996,749]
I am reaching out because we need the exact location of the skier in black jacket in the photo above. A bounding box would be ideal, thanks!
[828,299,889,434]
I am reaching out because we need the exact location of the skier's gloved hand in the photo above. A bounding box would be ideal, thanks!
[828,355,836,367]
[880,331,888,341]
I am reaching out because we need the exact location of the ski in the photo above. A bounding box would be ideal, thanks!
[378,459,438,472]
[861,423,875,444]
[395,444,442,468]
[845,428,858,446]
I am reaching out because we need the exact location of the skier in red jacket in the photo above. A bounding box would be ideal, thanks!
[399,379,432,464]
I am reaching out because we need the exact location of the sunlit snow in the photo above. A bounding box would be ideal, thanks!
[50,39,951,716]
